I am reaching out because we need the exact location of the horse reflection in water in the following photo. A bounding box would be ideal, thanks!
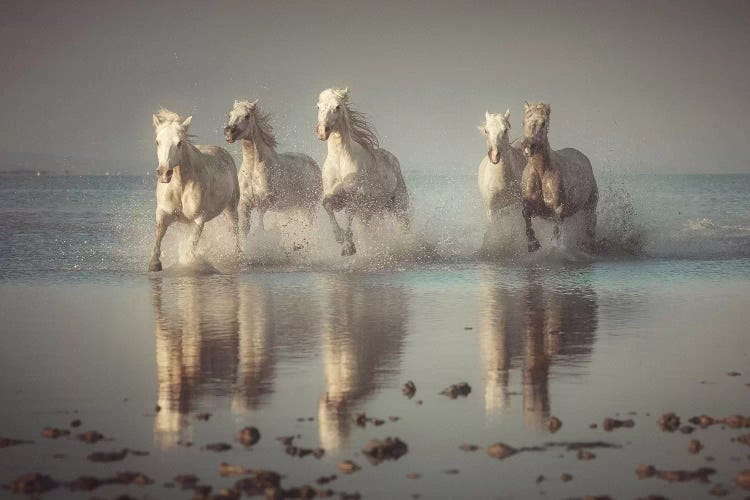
[318,276,408,450]
[479,268,597,429]
[151,277,286,448]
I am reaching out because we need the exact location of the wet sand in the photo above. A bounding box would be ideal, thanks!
[1,259,750,498]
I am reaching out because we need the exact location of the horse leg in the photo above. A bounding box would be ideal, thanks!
[582,206,597,253]
[240,201,252,237]
[148,212,172,272]
[323,197,345,244]
[225,206,244,259]
[341,209,356,256]
[186,217,205,262]
[522,200,541,252]
[257,208,266,232]
[552,205,565,242]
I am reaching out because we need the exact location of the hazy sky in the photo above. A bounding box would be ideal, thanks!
[1,0,748,174]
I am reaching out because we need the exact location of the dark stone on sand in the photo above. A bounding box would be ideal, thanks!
[689,414,715,428]
[355,413,367,426]
[284,485,317,499]
[237,426,261,446]
[286,445,316,458]
[589,423,598,429]
[443,469,460,474]
[192,484,213,499]
[402,381,417,398]
[689,439,704,454]
[70,419,81,428]
[728,371,742,376]
[42,427,70,438]
[440,382,472,399]
[577,450,596,461]
[5,473,59,494]
[547,416,562,433]
[0,436,32,448]
[362,437,408,463]
[339,492,362,500]
[373,418,385,426]
[77,431,105,444]
[535,475,545,484]
[214,487,241,499]
[114,471,154,485]
[203,442,232,452]
[459,443,479,452]
[277,435,294,446]
[174,474,200,489]
[416,400,423,405]
[710,484,729,496]
[87,449,129,462]
[315,475,337,485]
[638,463,716,483]
[337,460,361,474]
[680,425,695,434]
[603,418,635,431]
[464,326,473,330]
[486,442,517,459]
[406,473,421,479]
[738,434,750,446]
[736,469,750,489]
[560,473,573,482]
[194,412,211,421]
[723,415,750,428]
[658,412,680,432]
[219,462,248,477]
[388,416,400,422]
[66,475,103,491]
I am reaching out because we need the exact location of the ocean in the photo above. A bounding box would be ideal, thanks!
[1,172,749,498]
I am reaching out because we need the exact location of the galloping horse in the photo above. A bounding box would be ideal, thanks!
[520,102,598,252]
[224,99,322,235]
[316,88,409,256]
[148,109,242,271]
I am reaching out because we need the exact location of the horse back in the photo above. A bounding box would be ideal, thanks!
[554,147,597,211]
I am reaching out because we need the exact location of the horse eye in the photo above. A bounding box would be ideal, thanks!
[177,140,182,147]
[335,105,340,111]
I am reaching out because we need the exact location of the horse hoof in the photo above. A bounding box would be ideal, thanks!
[528,240,541,253]
[341,242,357,256]
[148,261,162,272]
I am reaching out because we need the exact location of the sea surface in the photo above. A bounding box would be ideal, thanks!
[1,172,749,499]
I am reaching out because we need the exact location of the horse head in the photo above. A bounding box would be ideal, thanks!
[316,88,349,141]
[479,109,511,164]
[153,110,192,183]
[224,99,258,144]
[522,101,550,158]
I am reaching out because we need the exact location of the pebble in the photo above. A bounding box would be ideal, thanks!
[0,436,31,448]
[657,412,680,432]
[41,427,70,439]
[688,439,704,454]
[174,474,200,489]
[577,450,596,461]
[406,473,421,479]
[603,418,634,431]
[709,484,729,496]
[440,382,472,399]
[337,460,361,474]
[459,443,479,452]
[736,469,750,489]
[236,426,261,446]
[70,419,81,428]
[5,473,59,494]
[402,381,417,398]
[77,431,105,444]
[560,473,573,482]
[486,442,517,459]
[202,442,232,452]
[87,449,129,462]
[362,437,408,463]
[194,412,211,421]
[547,416,562,433]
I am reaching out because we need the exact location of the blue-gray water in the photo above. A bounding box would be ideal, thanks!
[1,173,749,499]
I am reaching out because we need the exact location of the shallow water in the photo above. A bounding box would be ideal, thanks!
[1,174,750,498]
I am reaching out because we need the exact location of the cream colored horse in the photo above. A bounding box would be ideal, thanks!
[316,88,410,256]
[477,109,526,225]
[521,102,598,252]
[149,109,242,272]
[224,99,322,235]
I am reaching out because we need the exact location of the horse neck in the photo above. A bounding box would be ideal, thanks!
[177,142,200,180]
[327,117,355,158]
[241,130,278,171]
[502,137,525,177]
[529,137,553,174]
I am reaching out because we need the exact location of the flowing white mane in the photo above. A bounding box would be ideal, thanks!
[329,88,380,155]
[233,100,277,148]
[154,108,183,128]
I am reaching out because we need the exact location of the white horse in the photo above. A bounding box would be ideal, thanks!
[477,109,526,225]
[521,101,598,252]
[316,88,410,256]
[148,109,242,272]
[224,99,322,234]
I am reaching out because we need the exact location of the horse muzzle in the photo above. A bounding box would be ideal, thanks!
[157,166,174,183]
[316,124,330,141]
[523,142,536,158]
[224,126,237,144]
[488,150,501,164]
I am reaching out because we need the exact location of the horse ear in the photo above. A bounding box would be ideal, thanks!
[181,116,192,129]
[152,114,161,128]
[478,125,487,136]
[544,103,551,114]
[485,110,490,120]
[234,99,240,106]
[524,101,530,110]
[341,87,350,99]
[250,99,258,108]
[504,108,510,120]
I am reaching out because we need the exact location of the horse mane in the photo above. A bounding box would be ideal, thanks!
[234,100,277,148]
[342,101,379,154]
[154,108,197,139]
